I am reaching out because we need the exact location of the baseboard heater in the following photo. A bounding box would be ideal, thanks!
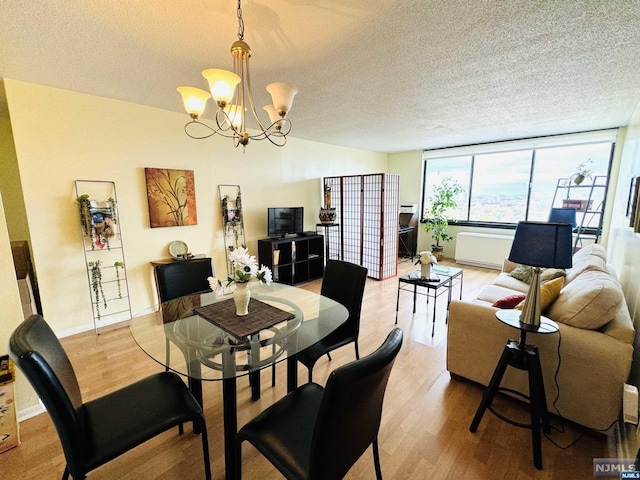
[454,232,514,270]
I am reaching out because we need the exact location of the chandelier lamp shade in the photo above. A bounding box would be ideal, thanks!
[177,0,298,149]
[507,221,573,328]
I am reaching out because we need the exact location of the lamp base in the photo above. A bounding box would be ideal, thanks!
[518,267,542,328]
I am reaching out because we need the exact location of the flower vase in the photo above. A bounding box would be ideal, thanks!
[421,263,431,280]
[233,283,250,316]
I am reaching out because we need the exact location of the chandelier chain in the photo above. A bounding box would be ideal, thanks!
[237,0,244,40]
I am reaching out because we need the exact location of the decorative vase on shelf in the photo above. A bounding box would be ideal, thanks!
[233,283,250,316]
[319,207,336,224]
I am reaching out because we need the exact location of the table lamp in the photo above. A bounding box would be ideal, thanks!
[508,221,573,327]
[548,207,577,229]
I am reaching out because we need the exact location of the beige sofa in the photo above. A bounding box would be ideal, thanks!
[447,243,634,434]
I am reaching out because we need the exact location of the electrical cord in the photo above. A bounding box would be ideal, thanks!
[543,327,618,450]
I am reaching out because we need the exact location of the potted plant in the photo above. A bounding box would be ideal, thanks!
[423,177,463,260]
[573,160,593,185]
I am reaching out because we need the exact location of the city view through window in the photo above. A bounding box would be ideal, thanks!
[422,140,614,227]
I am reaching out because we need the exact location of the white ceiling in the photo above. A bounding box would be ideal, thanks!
[1,0,639,153]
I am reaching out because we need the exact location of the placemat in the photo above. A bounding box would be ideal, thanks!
[194,298,295,339]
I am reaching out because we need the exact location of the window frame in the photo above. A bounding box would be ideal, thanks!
[420,130,617,230]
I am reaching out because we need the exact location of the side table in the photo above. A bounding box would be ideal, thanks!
[469,310,559,470]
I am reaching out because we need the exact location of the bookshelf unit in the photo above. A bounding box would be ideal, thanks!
[258,235,325,285]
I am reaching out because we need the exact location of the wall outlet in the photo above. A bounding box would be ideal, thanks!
[624,383,639,424]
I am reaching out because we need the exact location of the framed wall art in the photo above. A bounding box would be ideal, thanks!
[145,168,198,228]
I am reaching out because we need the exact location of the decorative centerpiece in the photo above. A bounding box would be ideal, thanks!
[416,251,438,280]
[208,247,272,316]
[319,183,336,224]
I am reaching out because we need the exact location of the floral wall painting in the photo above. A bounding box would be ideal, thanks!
[145,168,198,228]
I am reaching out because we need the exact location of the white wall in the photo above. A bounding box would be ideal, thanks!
[607,104,640,385]
[3,79,388,413]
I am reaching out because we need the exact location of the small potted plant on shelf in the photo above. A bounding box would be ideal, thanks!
[573,160,593,185]
[423,177,463,261]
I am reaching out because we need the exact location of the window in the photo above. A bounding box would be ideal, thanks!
[421,131,616,228]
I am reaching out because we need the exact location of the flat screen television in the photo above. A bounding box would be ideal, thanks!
[268,207,304,237]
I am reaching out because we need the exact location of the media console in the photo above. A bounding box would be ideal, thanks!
[257,234,325,285]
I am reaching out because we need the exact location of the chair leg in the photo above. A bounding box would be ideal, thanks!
[308,365,314,384]
[61,466,70,480]
[236,439,243,480]
[372,438,383,480]
[326,352,332,361]
[355,341,360,360]
[198,417,212,480]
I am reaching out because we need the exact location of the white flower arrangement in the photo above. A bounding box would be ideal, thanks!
[208,247,272,294]
[416,251,438,266]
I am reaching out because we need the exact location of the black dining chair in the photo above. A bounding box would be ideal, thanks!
[297,259,368,382]
[9,314,212,480]
[154,257,214,303]
[154,257,214,370]
[236,327,403,480]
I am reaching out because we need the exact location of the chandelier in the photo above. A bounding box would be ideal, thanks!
[177,0,298,149]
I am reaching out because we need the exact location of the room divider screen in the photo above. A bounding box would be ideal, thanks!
[323,173,399,280]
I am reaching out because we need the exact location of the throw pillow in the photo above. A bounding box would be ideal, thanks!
[492,294,527,309]
[546,270,623,330]
[515,277,564,311]
[540,268,566,283]
[508,264,534,284]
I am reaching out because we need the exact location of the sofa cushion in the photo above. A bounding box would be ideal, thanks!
[493,272,530,293]
[477,284,525,305]
[492,294,527,309]
[546,269,623,330]
[565,244,607,284]
[515,277,564,311]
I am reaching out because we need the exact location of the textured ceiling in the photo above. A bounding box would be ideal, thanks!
[1,0,639,153]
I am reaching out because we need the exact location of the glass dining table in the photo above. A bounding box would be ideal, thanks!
[130,282,348,480]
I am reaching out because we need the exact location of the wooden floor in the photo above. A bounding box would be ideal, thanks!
[3,259,613,479]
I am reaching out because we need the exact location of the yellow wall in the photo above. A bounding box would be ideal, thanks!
[0,117,29,242]
[2,79,387,413]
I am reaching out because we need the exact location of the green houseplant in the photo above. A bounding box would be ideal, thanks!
[573,160,593,185]
[423,177,463,260]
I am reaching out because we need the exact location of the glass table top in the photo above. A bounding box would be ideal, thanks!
[130,282,348,381]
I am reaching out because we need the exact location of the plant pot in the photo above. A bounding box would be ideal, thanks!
[431,246,445,261]
[574,174,585,185]
[319,207,336,224]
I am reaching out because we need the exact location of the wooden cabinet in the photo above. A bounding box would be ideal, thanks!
[258,235,325,285]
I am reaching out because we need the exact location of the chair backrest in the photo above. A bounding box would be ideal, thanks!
[309,327,403,479]
[154,257,214,302]
[9,315,86,476]
[320,260,368,340]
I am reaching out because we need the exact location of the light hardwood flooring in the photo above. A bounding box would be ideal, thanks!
[3,259,612,479]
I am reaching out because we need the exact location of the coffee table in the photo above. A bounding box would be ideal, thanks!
[395,265,464,336]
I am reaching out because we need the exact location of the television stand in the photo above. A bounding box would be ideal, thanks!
[258,235,325,285]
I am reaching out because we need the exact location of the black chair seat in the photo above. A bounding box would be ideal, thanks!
[9,315,211,480]
[82,372,204,471]
[297,260,368,383]
[238,383,324,479]
[237,328,403,480]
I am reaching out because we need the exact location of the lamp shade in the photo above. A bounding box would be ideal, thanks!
[266,82,299,115]
[548,208,577,228]
[202,69,241,106]
[508,221,573,269]
[177,87,211,118]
